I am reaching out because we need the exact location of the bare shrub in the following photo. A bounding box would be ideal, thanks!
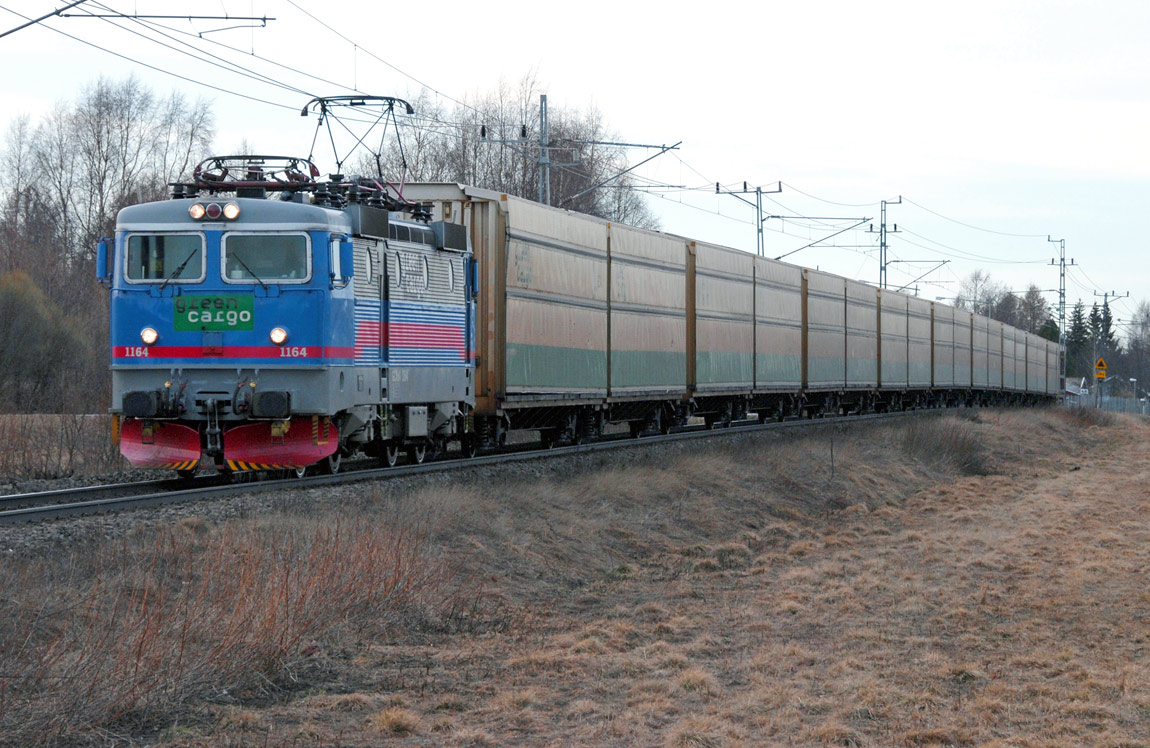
[900,417,990,475]
[0,519,469,747]
[0,413,124,480]
[1058,406,1117,428]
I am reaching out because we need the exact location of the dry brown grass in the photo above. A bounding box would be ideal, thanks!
[0,413,125,480]
[5,407,1149,747]
[0,519,475,746]
[900,415,990,474]
[369,706,422,735]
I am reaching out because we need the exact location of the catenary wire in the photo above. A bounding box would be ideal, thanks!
[903,197,1049,238]
[897,228,1048,265]
[282,0,484,119]
[78,1,315,98]
[0,2,298,111]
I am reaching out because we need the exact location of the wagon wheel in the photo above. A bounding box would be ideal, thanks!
[460,435,478,459]
[657,409,673,435]
[319,450,341,475]
[407,443,427,464]
[384,443,400,467]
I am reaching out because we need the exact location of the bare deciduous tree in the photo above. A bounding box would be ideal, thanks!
[0,76,214,413]
[355,76,659,229]
[1018,284,1053,334]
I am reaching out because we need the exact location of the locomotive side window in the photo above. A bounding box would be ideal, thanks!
[222,233,311,283]
[125,234,204,283]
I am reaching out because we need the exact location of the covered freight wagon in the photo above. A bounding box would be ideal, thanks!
[401,183,1057,442]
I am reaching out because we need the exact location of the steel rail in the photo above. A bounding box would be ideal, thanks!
[0,477,222,511]
[0,409,934,525]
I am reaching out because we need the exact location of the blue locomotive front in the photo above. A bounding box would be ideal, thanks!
[100,157,476,475]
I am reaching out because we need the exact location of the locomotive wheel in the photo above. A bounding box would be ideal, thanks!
[407,444,427,464]
[319,450,341,475]
[384,444,400,467]
[176,468,197,480]
[292,465,308,479]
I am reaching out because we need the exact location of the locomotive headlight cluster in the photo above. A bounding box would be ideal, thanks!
[140,327,159,345]
[270,327,289,345]
[188,202,240,221]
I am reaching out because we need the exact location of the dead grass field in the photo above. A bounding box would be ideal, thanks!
[0,413,124,480]
[3,407,1148,747]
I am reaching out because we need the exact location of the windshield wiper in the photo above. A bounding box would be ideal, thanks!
[229,253,268,291]
[159,249,199,291]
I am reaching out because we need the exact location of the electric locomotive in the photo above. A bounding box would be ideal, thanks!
[99,155,476,476]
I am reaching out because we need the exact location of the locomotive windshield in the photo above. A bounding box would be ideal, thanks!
[222,233,310,283]
[125,234,204,283]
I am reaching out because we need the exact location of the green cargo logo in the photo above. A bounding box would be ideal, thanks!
[174,295,254,331]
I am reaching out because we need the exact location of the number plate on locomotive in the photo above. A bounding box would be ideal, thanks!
[173,295,255,331]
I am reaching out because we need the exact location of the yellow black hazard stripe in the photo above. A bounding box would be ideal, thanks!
[162,460,199,471]
[226,460,304,472]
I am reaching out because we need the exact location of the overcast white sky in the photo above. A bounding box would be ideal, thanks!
[3,0,1148,334]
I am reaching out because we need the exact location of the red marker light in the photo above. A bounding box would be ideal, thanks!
[205,203,223,219]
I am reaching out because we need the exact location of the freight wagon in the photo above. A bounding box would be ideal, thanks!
[402,184,1060,448]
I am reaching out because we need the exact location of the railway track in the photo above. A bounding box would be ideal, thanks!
[0,409,927,525]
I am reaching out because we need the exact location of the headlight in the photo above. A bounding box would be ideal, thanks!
[223,202,240,220]
[188,203,205,220]
[270,327,288,345]
[140,327,158,345]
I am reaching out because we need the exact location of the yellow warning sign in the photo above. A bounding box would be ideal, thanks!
[1095,357,1107,371]
[1096,370,1106,379]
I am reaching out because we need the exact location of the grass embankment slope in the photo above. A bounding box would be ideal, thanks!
[3,408,1148,747]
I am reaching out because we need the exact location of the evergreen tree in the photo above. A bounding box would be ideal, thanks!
[1067,300,1089,378]
[1038,318,1060,343]
[1100,301,1118,352]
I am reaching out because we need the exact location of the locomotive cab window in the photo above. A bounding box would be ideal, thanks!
[125,234,205,283]
[222,233,310,283]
